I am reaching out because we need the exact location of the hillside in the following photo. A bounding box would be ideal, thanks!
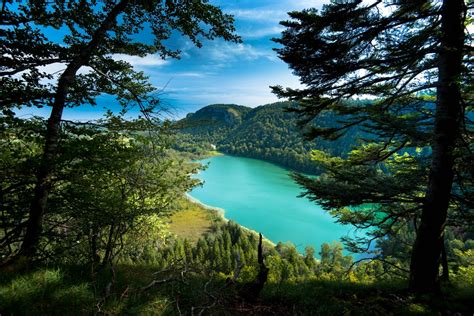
[175,102,360,174]
[2,207,473,315]
[175,104,250,142]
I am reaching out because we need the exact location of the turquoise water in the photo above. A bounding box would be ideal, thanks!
[189,155,354,253]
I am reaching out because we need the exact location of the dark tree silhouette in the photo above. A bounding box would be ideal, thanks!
[273,0,472,292]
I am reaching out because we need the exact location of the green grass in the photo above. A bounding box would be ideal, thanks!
[0,264,230,315]
[1,265,473,315]
[0,264,178,315]
[169,198,222,242]
[207,150,223,157]
[0,268,94,315]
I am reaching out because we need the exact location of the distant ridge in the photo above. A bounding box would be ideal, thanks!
[175,102,360,174]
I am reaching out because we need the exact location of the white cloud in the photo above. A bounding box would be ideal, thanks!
[37,63,92,75]
[111,54,169,67]
[9,53,168,89]
[162,70,303,109]
[227,1,327,23]
[239,26,285,39]
[228,9,288,22]
[8,61,91,83]
[15,62,93,85]
[290,0,327,9]
[175,72,208,78]
[37,62,66,76]
[204,42,277,63]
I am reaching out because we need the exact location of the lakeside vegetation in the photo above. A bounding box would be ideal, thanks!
[168,198,216,243]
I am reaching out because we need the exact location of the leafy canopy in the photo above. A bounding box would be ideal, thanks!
[1,0,241,118]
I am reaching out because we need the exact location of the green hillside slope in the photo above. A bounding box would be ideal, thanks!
[175,102,360,174]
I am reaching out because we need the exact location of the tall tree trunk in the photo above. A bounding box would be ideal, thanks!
[409,0,465,292]
[102,223,116,267]
[239,233,268,301]
[19,0,130,259]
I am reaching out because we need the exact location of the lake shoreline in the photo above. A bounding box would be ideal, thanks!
[185,193,227,221]
[188,154,357,256]
[184,193,277,247]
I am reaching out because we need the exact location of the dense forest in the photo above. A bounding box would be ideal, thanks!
[175,102,361,174]
[1,0,473,315]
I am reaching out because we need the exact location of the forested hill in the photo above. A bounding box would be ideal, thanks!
[175,102,360,174]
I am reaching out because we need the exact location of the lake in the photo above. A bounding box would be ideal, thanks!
[189,155,355,253]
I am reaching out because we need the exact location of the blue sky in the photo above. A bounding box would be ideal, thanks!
[16,0,328,121]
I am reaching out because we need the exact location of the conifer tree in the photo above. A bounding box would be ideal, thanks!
[273,0,472,292]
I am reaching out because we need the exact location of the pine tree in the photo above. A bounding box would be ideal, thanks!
[273,0,472,292]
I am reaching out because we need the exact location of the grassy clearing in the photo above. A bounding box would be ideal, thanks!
[207,150,224,157]
[169,198,222,243]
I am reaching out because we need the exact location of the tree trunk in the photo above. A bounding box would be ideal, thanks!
[102,223,116,267]
[18,0,130,259]
[239,233,269,301]
[409,0,465,292]
[90,227,101,264]
[440,239,449,282]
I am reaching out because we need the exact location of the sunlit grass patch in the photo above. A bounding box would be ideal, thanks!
[0,268,94,315]
[169,198,220,242]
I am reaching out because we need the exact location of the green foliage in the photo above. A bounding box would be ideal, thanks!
[0,118,44,259]
[124,217,403,287]
[0,117,200,264]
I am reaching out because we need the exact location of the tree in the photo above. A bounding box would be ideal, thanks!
[273,0,472,292]
[0,118,43,259]
[59,119,199,266]
[1,0,240,260]
[0,116,200,264]
[303,245,316,270]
